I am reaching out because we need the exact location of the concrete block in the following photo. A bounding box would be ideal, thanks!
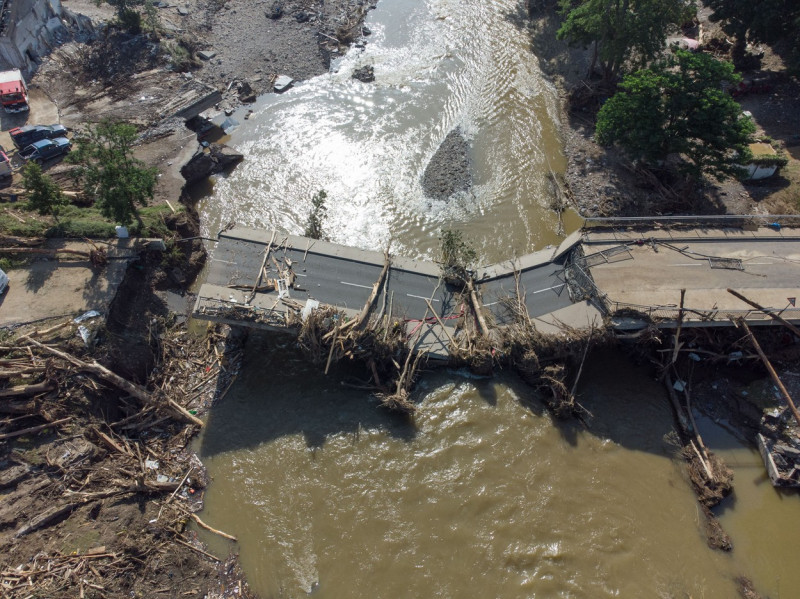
[273,75,293,93]
[197,50,217,61]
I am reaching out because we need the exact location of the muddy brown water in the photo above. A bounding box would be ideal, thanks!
[195,345,792,598]
[194,0,799,595]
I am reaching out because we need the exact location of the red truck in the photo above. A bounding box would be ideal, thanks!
[0,69,29,113]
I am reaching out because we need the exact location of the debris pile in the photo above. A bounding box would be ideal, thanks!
[0,316,251,598]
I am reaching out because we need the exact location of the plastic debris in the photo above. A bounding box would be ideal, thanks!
[77,325,92,346]
[673,379,686,392]
[73,310,101,323]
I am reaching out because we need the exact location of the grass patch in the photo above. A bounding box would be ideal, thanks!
[0,200,182,239]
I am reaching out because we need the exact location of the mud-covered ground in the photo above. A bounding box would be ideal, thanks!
[526,4,800,218]
[0,1,375,596]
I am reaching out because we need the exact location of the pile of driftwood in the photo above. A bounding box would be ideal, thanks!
[0,317,251,598]
[489,274,610,419]
[295,253,424,414]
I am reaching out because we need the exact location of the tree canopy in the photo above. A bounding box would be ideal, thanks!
[22,162,68,219]
[595,50,755,180]
[67,120,158,227]
[557,0,693,80]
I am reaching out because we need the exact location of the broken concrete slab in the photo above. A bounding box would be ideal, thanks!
[273,75,293,93]
[197,50,217,61]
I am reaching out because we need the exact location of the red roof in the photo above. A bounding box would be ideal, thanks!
[0,81,25,95]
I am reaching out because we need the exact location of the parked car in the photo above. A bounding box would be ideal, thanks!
[20,137,72,164]
[9,124,68,150]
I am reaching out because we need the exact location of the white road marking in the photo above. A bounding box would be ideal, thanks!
[340,281,372,289]
[212,258,237,265]
[407,293,440,302]
[295,273,307,277]
[532,283,566,294]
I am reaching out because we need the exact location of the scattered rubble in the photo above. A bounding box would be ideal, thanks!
[180,142,244,184]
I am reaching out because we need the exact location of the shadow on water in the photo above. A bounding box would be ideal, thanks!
[202,335,684,460]
[199,331,418,458]
[565,348,682,456]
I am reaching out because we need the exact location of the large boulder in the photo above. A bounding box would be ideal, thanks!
[180,143,243,184]
[422,128,471,201]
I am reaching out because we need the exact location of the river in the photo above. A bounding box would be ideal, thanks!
[194,0,798,596]
[198,0,582,261]
[197,345,794,598]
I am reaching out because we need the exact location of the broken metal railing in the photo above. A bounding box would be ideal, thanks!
[583,214,800,230]
[195,296,291,328]
[607,301,800,325]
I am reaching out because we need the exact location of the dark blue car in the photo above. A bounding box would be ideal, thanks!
[20,137,72,164]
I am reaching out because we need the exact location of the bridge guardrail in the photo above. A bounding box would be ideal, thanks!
[607,301,800,324]
[582,214,800,230]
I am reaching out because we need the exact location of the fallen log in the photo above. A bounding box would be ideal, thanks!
[0,417,71,440]
[740,320,800,428]
[0,381,54,397]
[728,288,800,338]
[21,336,204,427]
[0,399,38,414]
[353,250,391,331]
[191,513,238,542]
[15,501,81,538]
[466,279,490,337]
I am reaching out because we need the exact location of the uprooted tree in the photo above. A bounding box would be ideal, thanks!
[67,120,158,228]
[595,50,755,181]
[304,190,328,240]
[438,229,477,286]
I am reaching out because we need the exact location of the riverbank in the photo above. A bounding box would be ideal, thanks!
[526,4,800,219]
[0,0,376,596]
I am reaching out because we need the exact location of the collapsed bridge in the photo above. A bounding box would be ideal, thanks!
[193,220,800,360]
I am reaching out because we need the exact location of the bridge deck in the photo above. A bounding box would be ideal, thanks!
[193,225,800,358]
[582,227,800,327]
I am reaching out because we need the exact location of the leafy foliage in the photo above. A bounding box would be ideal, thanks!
[22,162,68,219]
[557,0,693,79]
[67,120,158,227]
[595,51,755,180]
[439,229,477,284]
[304,190,328,240]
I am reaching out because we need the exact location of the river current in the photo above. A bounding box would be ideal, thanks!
[195,0,798,596]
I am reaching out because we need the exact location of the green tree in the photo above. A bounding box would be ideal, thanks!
[22,162,68,220]
[304,190,328,240]
[557,0,693,80]
[706,0,798,45]
[596,51,756,181]
[96,0,143,32]
[439,229,477,285]
[67,120,158,227]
